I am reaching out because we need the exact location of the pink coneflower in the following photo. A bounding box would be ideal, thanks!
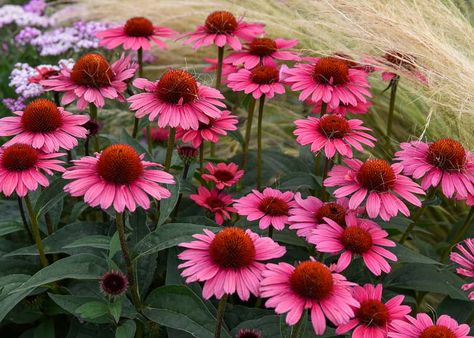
[142,127,169,143]
[63,144,174,213]
[293,115,376,158]
[41,53,136,110]
[203,58,238,85]
[100,271,129,297]
[288,192,362,240]
[236,329,262,338]
[227,65,285,99]
[324,159,425,221]
[388,313,473,338]
[0,98,89,153]
[234,187,295,231]
[181,11,264,50]
[450,238,474,300]
[190,186,236,225]
[178,227,285,300]
[310,100,372,116]
[175,110,238,147]
[0,144,64,197]
[128,69,225,130]
[309,217,397,275]
[177,145,199,165]
[281,57,371,108]
[260,259,358,335]
[201,162,244,190]
[336,284,411,337]
[224,37,300,69]
[394,139,474,199]
[97,17,177,51]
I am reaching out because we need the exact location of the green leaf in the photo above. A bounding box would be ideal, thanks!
[144,285,231,338]
[134,223,220,259]
[384,263,469,300]
[158,176,180,226]
[119,129,151,160]
[0,221,24,236]
[392,245,441,265]
[227,130,244,146]
[109,298,122,323]
[63,235,111,250]
[437,296,474,323]
[115,320,136,338]
[0,274,32,323]
[75,301,109,320]
[34,319,55,338]
[34,178,67,217]
[109,231,121,261]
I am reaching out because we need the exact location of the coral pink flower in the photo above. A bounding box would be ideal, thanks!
[0,98,89,153]
[143,127,169,143]
[310,100,372,116]
[394,139,474,199]
[224,37,300,69]
[28,66,60,84]
[97,16,177,51]
[0,144,64,197]
[281,57,371,108]
[41,53,137,110]
[324,159,425,221]
[309,217,397,275]
[203,57,238,85]
[234,187,295,230]
[260,259,358,335]
[175,110,238,147]
[288,192,362,240]
[128,69,226,130]
[190,186,236,225]
[201,162,244,190]
[450,238,474,300]
[178,227,285,300]
[63,144,174,213]
[336,284,411,337]
[293,115,376,158]
[181,11,264,50]
[227,65,285,99]
[389,314,473,338]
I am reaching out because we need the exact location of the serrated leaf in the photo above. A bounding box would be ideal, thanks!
[115,319,136,338]
[75,301,109,320]
[158,176,180,226]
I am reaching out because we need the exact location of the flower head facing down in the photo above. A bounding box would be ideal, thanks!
[0,98,89,152]
[175,110,238,147]
[281,57,371,108]
[324,158,425,221]
[182,11,264,50]
[309,217,397,275]
[450,238,474,300]
[100,270,129,297]
[190,186,236,225]
[128,69,225,130]
[293,115,376,158]
[41,53,137,110]
[234,188,295,230]
[224,37,300,69]
[395,139,474,199]
[227,65,285,99]
[0,143,64,197]
[336,284,411,337]
[201,162,244,190]
[178,227,286,300]
[97,16,177,51]
[388,313,473,338]
[177,145,199,166]
[260,259,358,335]
[63,144,174,213]
[288,193,362,240]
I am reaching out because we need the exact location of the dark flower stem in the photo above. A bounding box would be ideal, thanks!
[267,225,273,239]
[137,47,144,78]
[115,212,141,311]
[199,143,205,173]
[210,46,225,158]
[385,75,400,146]
[132,117,139,139]
[84,137,90,156]
[171,164,191,221]
[241,98,256,169]
[256,95,266,190]
[314,102,327,177]
[88,103,99,152]
[24,195,49,267]
[146,125,153,154]
[214,294,229,338]
[440,206,474,262]
[321,157,331,201]
[164,128,176,172]
[399,188,435,244]
[17,196,33,243]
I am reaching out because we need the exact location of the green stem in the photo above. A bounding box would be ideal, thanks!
[441,206,474,262]
[132,118,139,138]
[137,47,144,78]
[24,195,49,267]
[171,164,190,221]
[256,95,265,190]
[88,104,99,152]
[214,294,228,338]
[215,46,224,90]
[289,314,305,338]
[320,101,327,117]
[199,143,204,173]
[241,98,256,169]
[115,213,141,311]
[17,196,33,243]
[321,157,330,201]
[84,137,90,156]
[44,213,54,235]
[164,128,176,172]
[386,76,399,144]
[210,143,216,158]
[146,125,153,154]
[399,188,435,244]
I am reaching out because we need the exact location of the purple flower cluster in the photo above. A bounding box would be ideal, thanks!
[2,98,26,112]
[23,0,47,15]
[0,4,51,29]
[15,27,41,45]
